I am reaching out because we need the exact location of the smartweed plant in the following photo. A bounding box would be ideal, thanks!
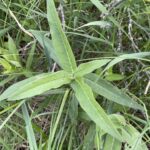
[0,0,150,149]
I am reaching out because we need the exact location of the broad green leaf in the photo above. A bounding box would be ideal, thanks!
[0,71,71,101]
[104,52,150,71]
[47,0,77,72]
[78,21,111,29]
[75,59,110,77]
[29,30,60,65]
[71,78,122,140]
[85,73,144,111]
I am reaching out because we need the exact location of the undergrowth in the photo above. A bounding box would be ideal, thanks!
[0,0,150,150]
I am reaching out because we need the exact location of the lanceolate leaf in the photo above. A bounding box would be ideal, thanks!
[47,0,77,73]
[0,71,71,101]
[104,52,150,71]
[22,103,38,150]
[85,73,143,111]
[75,59,110,77]
[8,35,20,63]
[30,30,60,66]
[90,0,108,14]
[78,21,111,29]
[71,78,122,140]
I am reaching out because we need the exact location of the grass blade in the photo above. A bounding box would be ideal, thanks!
[0,101,24,130]
[47,89,70,149]
[26,41,36,70]
[22,103,38,150]
[77,21,111,29]
[90,0,128,36]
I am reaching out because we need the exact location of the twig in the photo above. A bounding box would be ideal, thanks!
[8,9,34,38]
[127,8,139,51]
[58,3,66,31]
[144,80,150,95]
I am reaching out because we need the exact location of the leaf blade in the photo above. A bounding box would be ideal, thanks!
[22,103,38,150]
[29,30,60,66]
[47,0,77,72]
[78,21,111,29]
[0,71,71,101]
[85,73,143,111]
[71,78,122,140]
[104,52,150,71]
[75,59,110,77]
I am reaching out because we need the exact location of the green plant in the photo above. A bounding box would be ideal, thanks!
[0,0,150,149]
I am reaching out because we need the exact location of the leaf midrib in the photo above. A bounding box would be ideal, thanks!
[75,79,120,138]
[49,1,76,73]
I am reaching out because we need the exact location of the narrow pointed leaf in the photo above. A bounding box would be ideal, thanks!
[71,79,122,140]
[0,58,12,72]
[78,21,111,29]
[0,27,11,37]
[22,103,38,150]
[90,0,108,14]
[47,0,77,72]
[0,71,71,101]
[8,35,20,62]
[85,73,143,111]
[104,52,150,71]
[29,30,60,65]
[75,59,110,77]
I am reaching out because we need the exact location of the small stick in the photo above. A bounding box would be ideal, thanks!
[8,9,34,38]
[144,80,150,95]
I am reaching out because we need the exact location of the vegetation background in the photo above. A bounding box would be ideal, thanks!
[0,0,150,149]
